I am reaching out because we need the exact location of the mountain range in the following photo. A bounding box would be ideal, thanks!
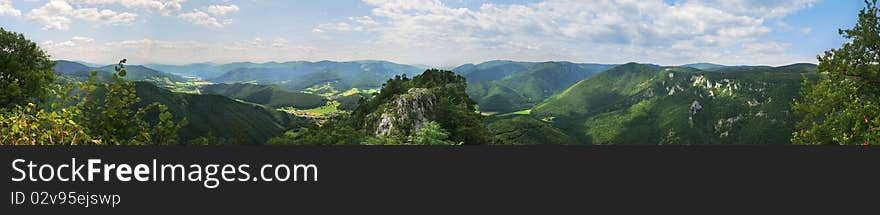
[53,59,820,144]
[54,60,187,86]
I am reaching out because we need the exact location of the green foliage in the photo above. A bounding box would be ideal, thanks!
[486,115,573,145]
[77,60,186,145]
[185,135,236,145]
[361,135,406,145]
[353,69,490,144]
[0,94,93,145]
[267,122,367,145]
[409,121,456,145]
[0,30,183,145]
[1,60,186,145]
[792,0,880,145]
[0,28,56,109]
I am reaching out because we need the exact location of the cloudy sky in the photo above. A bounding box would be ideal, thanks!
[0,0,865,67]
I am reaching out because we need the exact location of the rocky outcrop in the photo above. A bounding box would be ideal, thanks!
[365,88,439,137]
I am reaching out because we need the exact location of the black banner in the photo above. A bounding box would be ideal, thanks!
[1,146,878,213]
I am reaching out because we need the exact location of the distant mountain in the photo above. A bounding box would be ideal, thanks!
[95,65,188,84]
[75,61,103,67]
[525,63,818,144]
[54,60,187,85]
[410,64,434,69]
[54,60,106,78]
[459,61,615,113]
[454,60,536,82]
[146,62,224,79]
[209,60,424,92]
[200,83,325,109]
[135,82,309,144]
[681,63,727,70]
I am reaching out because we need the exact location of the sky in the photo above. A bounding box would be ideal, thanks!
[0,0,867,67]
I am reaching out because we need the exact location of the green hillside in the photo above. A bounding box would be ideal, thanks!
[527,63,818,145]
[134,82,310,144]
[464,61,614,113]
[200,83,325,109]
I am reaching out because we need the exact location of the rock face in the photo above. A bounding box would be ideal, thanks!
[367,88,438,136]
[352,69,490,144]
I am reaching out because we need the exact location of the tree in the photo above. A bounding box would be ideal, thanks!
[792,0,880,145]
[0,28,55,109]
[409,121,456,145]
[0,86,94,145]
[77,60,185,145]
[0,28,93,145]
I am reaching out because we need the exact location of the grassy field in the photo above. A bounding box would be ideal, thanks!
[278,100,345,118]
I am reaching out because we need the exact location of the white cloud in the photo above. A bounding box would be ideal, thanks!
[41,36,94,49]
[67,0,186,16]
[26,0,137,30]
[313,22,362,32]
[691,0,819,18]
[271,38,289,48]
[308,0,819,66]
[27,0,73,30]
[71,8,137,25]
[249,37,263,46]
[204,4,239,16]
[71,36,94,43]
[0,0,21,17]
[178,9,229,28]
[178,4,238,28]
[743,42,790,53]
[350,16,378,26]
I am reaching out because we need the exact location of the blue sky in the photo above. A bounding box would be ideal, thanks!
[0,0,866,67]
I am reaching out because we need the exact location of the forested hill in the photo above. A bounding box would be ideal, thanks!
[524,63,818,144]
[134,82,310,144]
[457,61,615,113]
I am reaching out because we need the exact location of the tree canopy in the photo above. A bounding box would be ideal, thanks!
[792,0,880,145]
[0,28,55,109]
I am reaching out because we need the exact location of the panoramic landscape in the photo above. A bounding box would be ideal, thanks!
[0,0,878,145]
